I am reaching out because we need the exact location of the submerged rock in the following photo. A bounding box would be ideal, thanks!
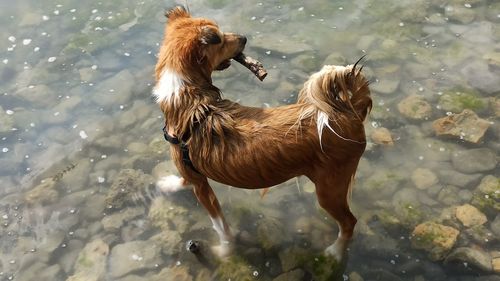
[105,169,153,210]
[370,127,394,146]
[471,175,500,216]
[411,222,460,261]
[101,206,145,232]
[151,266,193,281]
[256,217,287,250]
[455,204,487,227]
[438,90,486,113]
[411,168,438,190]
[432,109,490,143]
[0,105,14,133]
[215,256,254,281]
[67,239,109,281]
[109,240,162,278]
[148,197,189,233]
[451,148,497,174]
[24,178,59,205]
[444,247,492,272]
[150,230,183,256]
[397,95,432,120]
[273,269,305,281]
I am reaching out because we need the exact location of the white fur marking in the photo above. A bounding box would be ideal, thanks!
[153,69,183,103]
[156,175,185,193]
[317,111,365,147]
[210,216,230,244]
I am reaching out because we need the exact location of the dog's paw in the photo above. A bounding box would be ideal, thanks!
[156,175,189,193]
[324,239,348,262]
[211,242,233,259]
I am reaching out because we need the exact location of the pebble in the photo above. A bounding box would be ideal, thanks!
[455,204,487,227]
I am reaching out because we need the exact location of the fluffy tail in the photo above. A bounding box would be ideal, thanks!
[297,58,372,144]
[298,58,372,121]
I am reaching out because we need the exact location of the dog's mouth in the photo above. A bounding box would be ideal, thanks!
[215,59,232,71]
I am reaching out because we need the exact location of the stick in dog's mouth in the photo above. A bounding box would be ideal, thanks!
[233,53,268,81]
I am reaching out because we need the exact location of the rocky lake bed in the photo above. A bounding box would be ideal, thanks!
[0,0,499,280]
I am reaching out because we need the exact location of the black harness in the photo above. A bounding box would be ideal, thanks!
[162,125,199,173]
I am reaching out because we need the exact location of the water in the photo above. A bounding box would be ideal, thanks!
[1,0,499,280]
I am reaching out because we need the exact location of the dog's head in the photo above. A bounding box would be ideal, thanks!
[155,6,247,80]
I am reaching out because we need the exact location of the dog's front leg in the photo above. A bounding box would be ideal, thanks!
[192,180,233,258]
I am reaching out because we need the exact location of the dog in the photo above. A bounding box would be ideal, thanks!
[153,7,372,261]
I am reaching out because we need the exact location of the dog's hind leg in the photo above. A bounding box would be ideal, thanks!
[192,179,233,258]
[311,162,358,262]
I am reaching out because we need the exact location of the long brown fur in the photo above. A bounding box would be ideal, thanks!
[154,7,372,260]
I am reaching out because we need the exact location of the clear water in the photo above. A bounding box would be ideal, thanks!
[1,0,499,280]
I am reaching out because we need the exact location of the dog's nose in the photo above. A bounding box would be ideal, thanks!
[240,36,247,45]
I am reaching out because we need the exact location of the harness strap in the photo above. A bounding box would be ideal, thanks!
[162,125,200,173]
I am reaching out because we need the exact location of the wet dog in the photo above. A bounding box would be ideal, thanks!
[153,7,372,261]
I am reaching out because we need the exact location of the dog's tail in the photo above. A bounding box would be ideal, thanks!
[297,58,372,144]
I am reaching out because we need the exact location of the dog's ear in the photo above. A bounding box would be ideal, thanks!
[165,6,190,20]
[200,26,221,45]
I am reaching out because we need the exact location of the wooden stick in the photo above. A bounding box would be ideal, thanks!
[233,53,267,81]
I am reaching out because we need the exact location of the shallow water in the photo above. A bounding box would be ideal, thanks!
[1,0,499,280]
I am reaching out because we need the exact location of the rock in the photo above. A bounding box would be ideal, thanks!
[152,161,177,179]
[272,269,305,281]
[290,52,320,73]
[476,175,500,194]
[411,222,460,261]
[151,266,193,281]
[437,185,462,206]
[105,169,154,210]
[348,272,364,281]
[371,78,400,95]
[256,217,287,250]
[102,206,145,232]
[438,90,486,113]
[411,168,438,190]
[370,127,394,146]
[437,169,482,188]
[58,239,84,274]
[455,204,487,227]
[465,225,494,244]
[278,246,308,272]
[0,106,14,133]
[397,95,432,120]
[92,70,135,106]
[16,263,62,281]
[80,194,106,220]
[109,240,162,278]
[445,5,476,24]
[24,178,59,205]
[444,247,492,272]
[150,230,183,256]
[148,197,188,233]
[215,256,254,281]
[492,98,500,118]
[451,148,497,174]
[460,57,500,95]
[67,239,109,281]
[493,258,500,273]
[491,215,500,237]
[432,109,490,143]
[15,84,57,107]
[251,34,313,55]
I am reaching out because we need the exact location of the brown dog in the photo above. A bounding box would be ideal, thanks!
[153,7,372,261]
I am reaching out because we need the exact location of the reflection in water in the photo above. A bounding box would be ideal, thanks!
[0,0,499,280]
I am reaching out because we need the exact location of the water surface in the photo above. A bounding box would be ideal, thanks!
[1,0,499,280]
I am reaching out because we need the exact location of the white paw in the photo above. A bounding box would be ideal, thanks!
[324,239,347,262]
[156,175,188,193]
[211,242,233,259]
